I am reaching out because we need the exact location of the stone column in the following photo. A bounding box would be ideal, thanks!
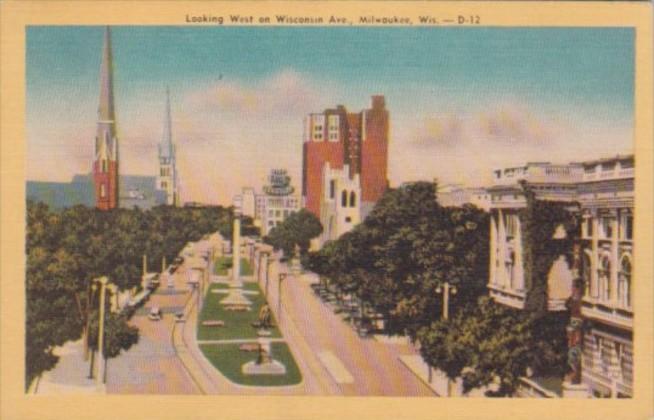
[514,215,525,291]
[590,211,599,299]
[610,209,619,305]
[489,212,497,286]
[497,209,507,288]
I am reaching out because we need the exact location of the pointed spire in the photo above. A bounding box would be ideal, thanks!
[161,87,173,157]
[98,26,115,121]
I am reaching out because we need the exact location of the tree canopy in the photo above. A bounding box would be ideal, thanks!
[25,200,240,387]
[264,209,323,257]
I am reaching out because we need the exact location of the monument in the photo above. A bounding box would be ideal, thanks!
[220,207,252,308]
[241,338,287,375]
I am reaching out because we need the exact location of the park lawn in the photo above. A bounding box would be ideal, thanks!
[197,282,281,340]
[214,257,254,276]
[199,342,302,387]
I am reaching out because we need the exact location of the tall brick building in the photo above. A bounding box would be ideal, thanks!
[302,95,389,222]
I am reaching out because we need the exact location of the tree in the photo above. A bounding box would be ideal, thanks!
[264,209,323,257]
[417,296,568,397]
[308,182,489,339]
[25,200,237,387]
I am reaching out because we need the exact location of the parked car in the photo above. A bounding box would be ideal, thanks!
[174,311,185,323]
[148,307,162,321]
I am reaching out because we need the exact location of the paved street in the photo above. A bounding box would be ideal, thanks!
[106,264,200,394]
[102,248,433,396]
[263,262,435,397]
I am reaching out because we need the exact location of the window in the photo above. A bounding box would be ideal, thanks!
[618,256,632,309]
[102,159,108,173]
[345,216,352,223]
[283,210,289,218]
[599,256,611,303]
[598,337,610,375]
[268,221,274,226]
[275,210,281,217]
[350,191,356,208]
[506,251,516,289]
[329,180,335,199]
[162,181,167,189]
[100,183,106,198]
[268,210,273,217]
[600,217,613,239]
[341,190,347,207]
[621,214,633,241]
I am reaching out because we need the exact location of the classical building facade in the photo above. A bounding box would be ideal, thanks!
[485,154,634,398]
[487,162,581,311]
[93,27,120,210]
[577,155,634,398]
[157,88,179,206]
[302,96,389,221]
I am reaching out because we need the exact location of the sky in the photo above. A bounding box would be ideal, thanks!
[27,26,634,205]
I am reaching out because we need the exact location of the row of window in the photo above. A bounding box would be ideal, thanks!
[582,253,632,309]
[582,214,633,241]
[268,209,294,218]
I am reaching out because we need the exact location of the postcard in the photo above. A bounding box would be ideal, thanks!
[1,1,652,419]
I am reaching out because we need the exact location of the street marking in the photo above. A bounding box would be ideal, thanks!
[317,351,354,384]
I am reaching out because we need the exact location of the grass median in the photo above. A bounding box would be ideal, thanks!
[199,342,302,387]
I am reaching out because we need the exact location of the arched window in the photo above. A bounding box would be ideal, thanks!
[350,191,356,207]
[100,183,106,198]
[102,159,108,173]
[599,255,611,303]
[341,190,347,207]
[619,255,632,309]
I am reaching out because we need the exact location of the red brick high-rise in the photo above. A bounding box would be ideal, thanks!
[302,96,389,218]
[93,27,119,210]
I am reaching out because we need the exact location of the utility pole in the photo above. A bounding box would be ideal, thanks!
[96,276,108,387]
[278,272,288,327]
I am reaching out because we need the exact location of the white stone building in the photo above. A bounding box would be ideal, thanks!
[577,154,634,398]
[319,162,361,244]
[487,162,582,311]
[437,184,491,211]
[233,170,300,236]
[485,154,635,398]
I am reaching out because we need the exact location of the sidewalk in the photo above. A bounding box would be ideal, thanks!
[30,339,106,395]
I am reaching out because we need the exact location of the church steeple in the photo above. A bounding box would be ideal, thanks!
[98,26,115,123]
[157,87,178,206]
[93,26,119,210]
[160,87,173,158]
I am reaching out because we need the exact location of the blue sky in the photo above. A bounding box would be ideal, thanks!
[27,26,634,204]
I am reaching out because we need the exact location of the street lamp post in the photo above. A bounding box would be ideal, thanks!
[434,281,457,395]
[95,276,109,387]
[278,272,288,326]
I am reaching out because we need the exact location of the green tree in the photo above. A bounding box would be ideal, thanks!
[417,297,568,397]
[309,182,489,339]
[265,209,323,257]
